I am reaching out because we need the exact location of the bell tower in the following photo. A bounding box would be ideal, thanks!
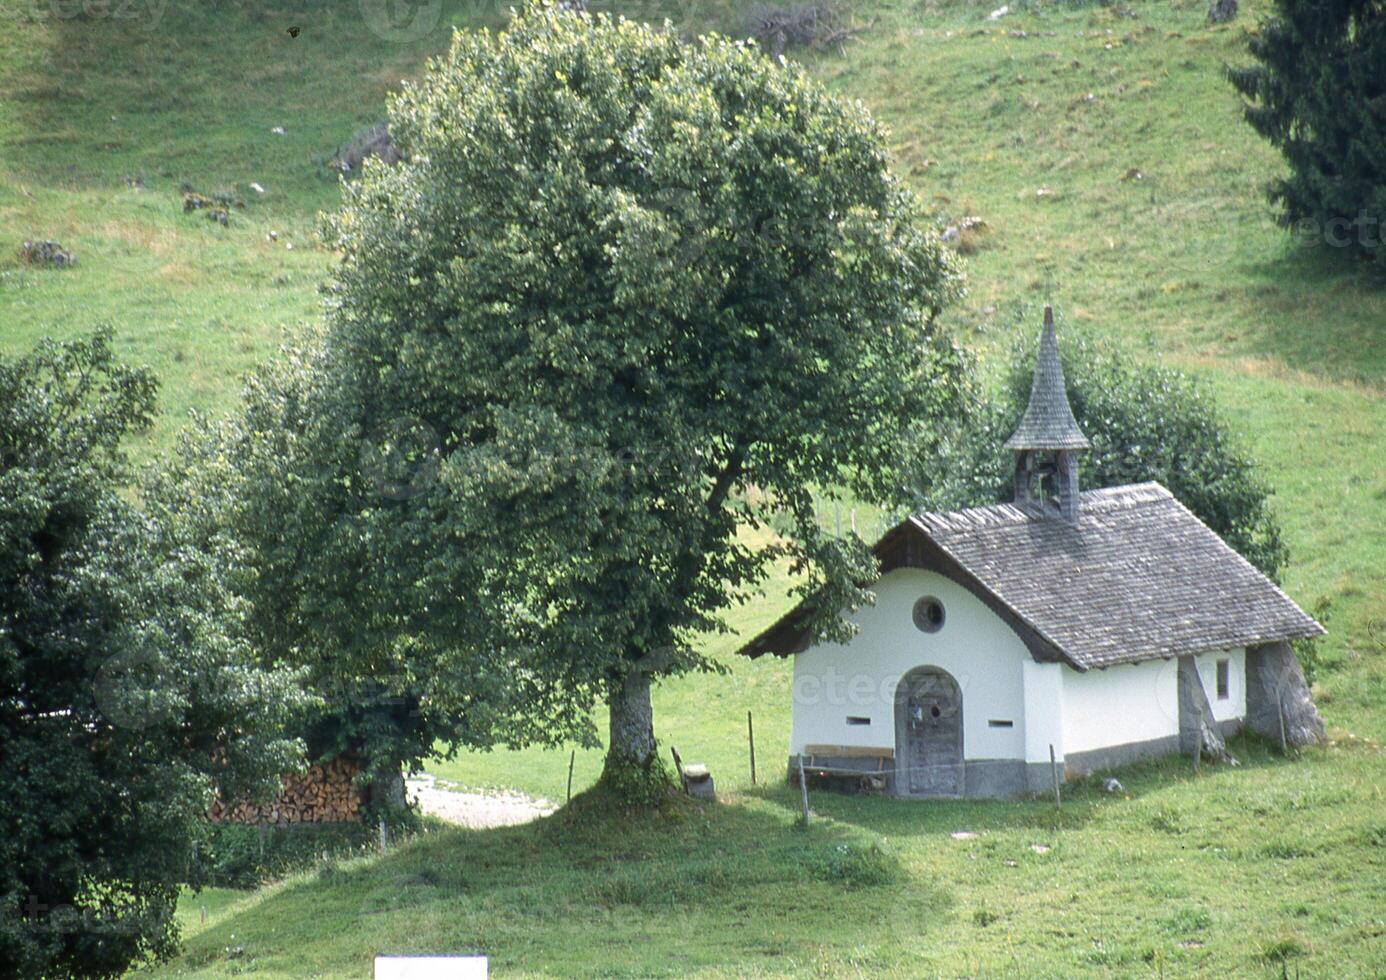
[1005,306,1089,523]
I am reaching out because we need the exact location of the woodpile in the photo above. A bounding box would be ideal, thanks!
[208,754,366,826]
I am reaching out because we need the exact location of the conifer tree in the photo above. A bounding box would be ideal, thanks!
[1229,0,1386,254]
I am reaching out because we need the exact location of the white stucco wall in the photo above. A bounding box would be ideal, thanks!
[1022,661,1064,764]
[1060,657,1180,754]
[1194,648,1247,723]
[789,566,1252,765]
[1060,648,1247,754]
[789,568,1031,762]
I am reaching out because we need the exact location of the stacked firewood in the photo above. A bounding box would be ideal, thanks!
[208,754,366,826]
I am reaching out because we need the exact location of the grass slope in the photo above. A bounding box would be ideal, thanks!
[1,0,1383,976]
[156,743,1386,978]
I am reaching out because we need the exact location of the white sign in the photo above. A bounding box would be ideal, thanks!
[375,955,488,980]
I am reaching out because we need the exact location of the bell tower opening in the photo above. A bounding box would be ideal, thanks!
[1004,306,1089,523]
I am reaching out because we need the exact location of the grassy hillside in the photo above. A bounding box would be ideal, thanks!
[2,0,1383,976]
[150,746,1386,978]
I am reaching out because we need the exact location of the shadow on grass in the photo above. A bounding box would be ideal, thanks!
[1237,239,1386,385]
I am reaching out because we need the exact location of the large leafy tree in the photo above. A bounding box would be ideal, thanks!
[215,2,962,798]
[154,341,589,814]
[913,315,1287,579]
[0,332,307,979]
[1229,0,1386,254]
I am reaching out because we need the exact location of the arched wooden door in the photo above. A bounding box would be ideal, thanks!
[895,667,964,796]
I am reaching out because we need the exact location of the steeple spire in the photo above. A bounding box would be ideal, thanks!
[1004,306,1090,453]
[1007,306,1088,523]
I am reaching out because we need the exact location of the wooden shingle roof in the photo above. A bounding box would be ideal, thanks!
[1003,307,1090,452]
[737,482,1323,670]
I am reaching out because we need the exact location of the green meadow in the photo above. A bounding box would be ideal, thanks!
[2,0,1383,975]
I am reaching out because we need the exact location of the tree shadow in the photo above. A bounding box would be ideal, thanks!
[1233,237,1386,386]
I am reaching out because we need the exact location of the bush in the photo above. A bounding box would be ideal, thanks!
[189,822,378,889]
[0,332,307,979]
[1293,595,1333,686]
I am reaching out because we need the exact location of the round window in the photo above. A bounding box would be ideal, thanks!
[912,596,945,633]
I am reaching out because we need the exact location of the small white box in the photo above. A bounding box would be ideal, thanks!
[374,955,488,979]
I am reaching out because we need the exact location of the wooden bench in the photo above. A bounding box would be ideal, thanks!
[803,748,898,776]
[804,744,895,761]
[799,744,895,780]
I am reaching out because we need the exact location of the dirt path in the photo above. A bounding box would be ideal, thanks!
[407,773,556,829]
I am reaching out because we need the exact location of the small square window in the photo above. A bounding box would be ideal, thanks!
[1216,658,1230,700]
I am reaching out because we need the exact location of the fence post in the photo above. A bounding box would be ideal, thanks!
[797,755,811,827]
[1049,744,1061,810]
[567,749,576,803]
[747,711,757,786]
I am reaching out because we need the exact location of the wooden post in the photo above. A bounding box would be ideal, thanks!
[1193,732,1201,775]
[1276,693,1288,754]
[747,711,757,786]
[566,749,576,803]
[1049,744,1061,810]
[797,755,811,826]
[378,816,388,853]
[670,745,686,792]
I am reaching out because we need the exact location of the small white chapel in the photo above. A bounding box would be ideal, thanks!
[737,308,1325,798]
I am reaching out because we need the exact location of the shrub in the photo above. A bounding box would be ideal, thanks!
[189,822,378,889]
[1293,595,1333,685]
[0,332,307,979]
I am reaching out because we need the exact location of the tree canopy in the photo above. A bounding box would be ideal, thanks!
[0,332,307,980]
[195,2,964,799]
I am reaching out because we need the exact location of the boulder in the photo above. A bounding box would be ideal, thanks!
[1208,0,1237,24]
[333,123,403,176]
[17,240,75,268]
[1246,641,1325,749]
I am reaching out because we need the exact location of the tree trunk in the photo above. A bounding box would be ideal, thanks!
[606,667,655,770]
